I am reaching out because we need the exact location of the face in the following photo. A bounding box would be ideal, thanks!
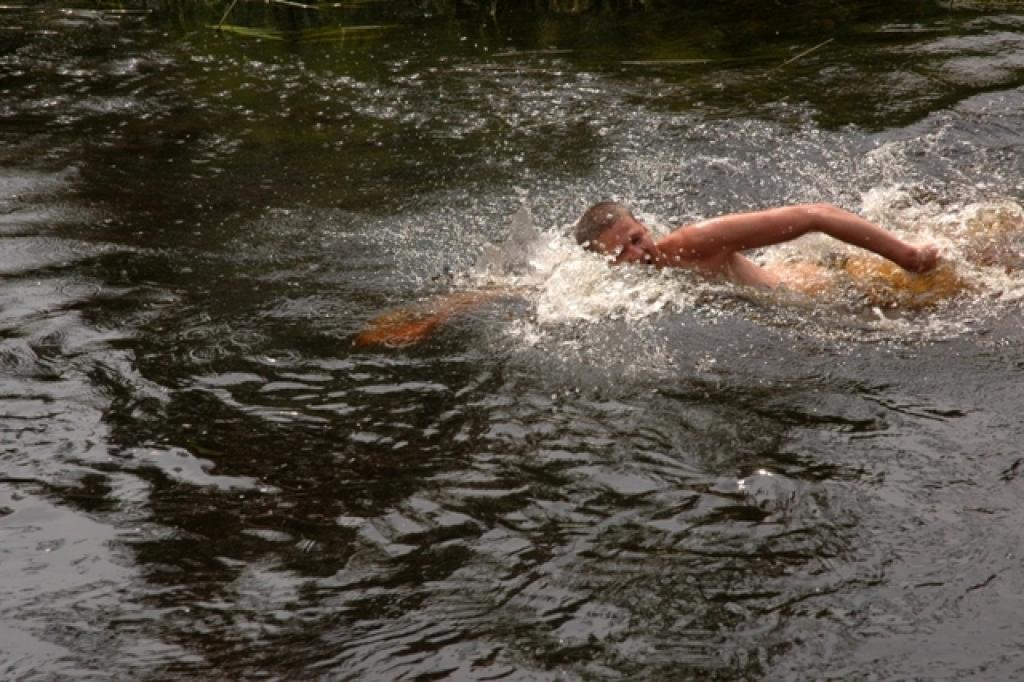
[594,215,663,266]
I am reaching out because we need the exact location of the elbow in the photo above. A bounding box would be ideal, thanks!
[795,203,844,230]
[800,202,842,216]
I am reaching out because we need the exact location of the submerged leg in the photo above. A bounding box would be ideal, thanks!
[353,290,508,347]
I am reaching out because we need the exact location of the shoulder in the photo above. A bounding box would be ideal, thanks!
[655,226,692,265]
[656,224,696,254]
[656,224,727,268]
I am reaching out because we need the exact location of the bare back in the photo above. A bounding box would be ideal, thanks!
[655,228,782,288]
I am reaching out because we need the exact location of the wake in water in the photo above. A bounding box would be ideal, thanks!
[355,192,1024,348]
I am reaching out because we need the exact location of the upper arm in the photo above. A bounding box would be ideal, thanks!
[661,206,815,263]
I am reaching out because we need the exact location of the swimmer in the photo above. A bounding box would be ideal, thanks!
[576,201,940,292]
[355,201,947,347]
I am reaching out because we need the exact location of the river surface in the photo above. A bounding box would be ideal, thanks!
[3,1,1024,679]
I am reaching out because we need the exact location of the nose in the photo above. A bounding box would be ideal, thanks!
[621,245,649,263]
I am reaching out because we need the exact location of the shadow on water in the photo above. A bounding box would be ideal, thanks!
[3,0,1024,679]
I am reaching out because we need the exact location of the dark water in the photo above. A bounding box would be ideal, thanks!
[3,1,1024,679]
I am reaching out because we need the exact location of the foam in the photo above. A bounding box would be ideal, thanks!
[471,192,1024,350]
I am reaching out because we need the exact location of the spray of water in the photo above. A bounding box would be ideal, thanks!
[464,191,1023,353]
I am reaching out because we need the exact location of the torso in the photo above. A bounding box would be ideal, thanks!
[655,230,781,289]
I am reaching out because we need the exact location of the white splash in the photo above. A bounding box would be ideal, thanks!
[472,192,1024,348]
[535,257,695,324]
[466,205,700,328]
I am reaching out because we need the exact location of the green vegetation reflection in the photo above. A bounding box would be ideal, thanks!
[212,0,396,41]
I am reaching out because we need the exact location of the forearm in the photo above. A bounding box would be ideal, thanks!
[803,205,919,270]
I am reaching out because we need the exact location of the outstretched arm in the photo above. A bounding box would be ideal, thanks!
[663,204,938,273]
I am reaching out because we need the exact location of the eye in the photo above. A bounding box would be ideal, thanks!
[631,235,642,245]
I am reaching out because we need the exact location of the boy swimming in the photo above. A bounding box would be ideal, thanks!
[575,200,941,290]
[355,201,947,346]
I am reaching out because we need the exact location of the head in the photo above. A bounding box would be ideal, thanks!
[575,201,663,266]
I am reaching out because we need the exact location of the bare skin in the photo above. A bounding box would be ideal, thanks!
[356,203,945,346]
[593,203,940,288]
[354,290,504,347]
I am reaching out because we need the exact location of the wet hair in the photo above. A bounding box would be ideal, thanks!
[575,201,631,250]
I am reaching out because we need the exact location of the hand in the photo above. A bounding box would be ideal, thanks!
[906,244,940,274]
